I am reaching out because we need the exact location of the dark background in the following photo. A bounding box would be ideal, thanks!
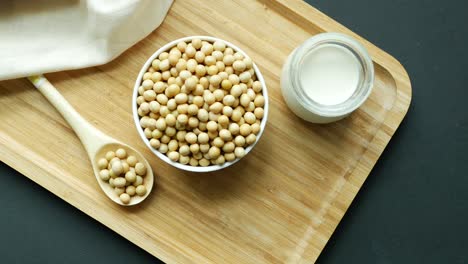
[1,0,467,263]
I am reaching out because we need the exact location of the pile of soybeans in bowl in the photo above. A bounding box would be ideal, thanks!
[133,37,267,171]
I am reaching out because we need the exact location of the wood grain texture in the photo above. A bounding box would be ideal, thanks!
[0,0,411,263]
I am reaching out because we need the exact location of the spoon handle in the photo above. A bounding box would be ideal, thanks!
[28,75,112,156]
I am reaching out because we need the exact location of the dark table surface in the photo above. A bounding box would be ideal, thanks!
[1,0,467,263]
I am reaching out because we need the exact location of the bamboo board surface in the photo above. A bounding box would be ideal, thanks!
[0,0,411,263]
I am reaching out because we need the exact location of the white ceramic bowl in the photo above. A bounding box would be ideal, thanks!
[133,36,269,172]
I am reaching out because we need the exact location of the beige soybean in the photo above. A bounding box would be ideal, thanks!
[219,129,232,141]
[126,186,136,196]
[209,102,223,114]
[176,131,187,142]
[251,123,260,135]
[244,112,256,124]
[179,155,190,165]
[177,104,188,114]
[126,156,138,167]
[125,171,137,183]
[243,57,253,69]
[199,158,210,167]
[193,95,204,107]
[143,72,152,80]
[161,71,171,80]
[222,106,233,117]
[246,134,257,145]
[135,163,147,176]
[233,60,246,72]
[223,54,234,65]
[160,106,170,117]
[247,89,256,100]
[133,176,143,187]
[185,45,196,58]
[137,96,145,106]
[176,60,187,72]
[97,158,108,170]
[160,135,170,144]
[225,152,236,161]
[244,102,255,112]
[234,135,246,147]
[218,115,229,128]
[168,140,179,151]
[208,130,218,140]
[159,52,169,60]
[189,158,199,166]
[222,142,235,153]
[208,112,220,122]
[196,122,206,132]
[187,104,199,116]
[213,40,226,51]
[144,128,152,139]
[188,117,199,128]
[252,81,262,92]
[159,144,168,154]
[151,129,163,139]
[109,157,120,166]
[105,151,116,161]
[109,178,115,187]
[199,143,210,153]
[111,160,123,176]
[135,185,147,196]
[121,162,130,174]
[228,123,240,135]
[185,132,198,144]
[193,152,203,160]
[119,193,131,204]
[211,136,223,147]
[234,52,244,60]
[174,93,187,104]
[153,81,166,93]
[150,138,161,149]
[231,110,242,122]
[210,75,222,87]
[177,114,188,125]
[197,109,209,122]
[234,147,246,158]
[198,132,210,144]
[223,94,235,106]
[254,107,264,119]
[205,56,216,66]
[239,124,252,136]
[168,151,180,162]
[201,44,213,55]
[212,50,224,61]
[240,94,251,107]
[99,169,110,181]
[142,79,154,90]
[113,177,126,188]
[189,143,200,154]
[115,187,125,196]
[213,89,224,101]
[179,145,190,156]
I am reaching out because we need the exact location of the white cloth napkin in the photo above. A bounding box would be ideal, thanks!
[0,0,172,81]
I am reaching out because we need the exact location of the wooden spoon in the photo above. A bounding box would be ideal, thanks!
[28,75,153,206]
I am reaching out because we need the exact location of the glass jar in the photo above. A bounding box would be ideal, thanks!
[281,33,374,123]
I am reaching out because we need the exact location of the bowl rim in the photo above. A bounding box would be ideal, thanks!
[132,36,269,172]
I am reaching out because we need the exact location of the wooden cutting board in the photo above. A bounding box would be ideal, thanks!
[0,0,411,263]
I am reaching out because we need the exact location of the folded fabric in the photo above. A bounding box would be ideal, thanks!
[0,0,172,81]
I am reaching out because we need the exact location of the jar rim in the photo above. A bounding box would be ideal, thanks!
[288,33,375,117]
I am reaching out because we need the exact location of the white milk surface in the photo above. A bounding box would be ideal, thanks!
[299,44,360,105]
